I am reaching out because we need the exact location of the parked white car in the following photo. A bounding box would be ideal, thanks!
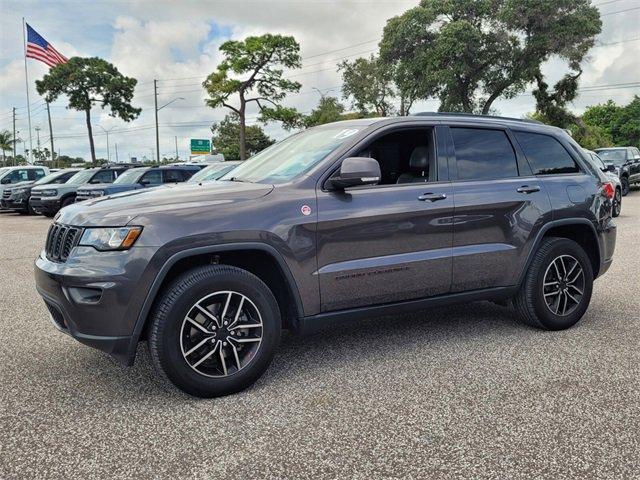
[0,166,50,203]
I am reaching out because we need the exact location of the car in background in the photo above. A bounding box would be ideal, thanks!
[30,166,131,217]
[594,147,640,196]
[585,150,621,217]
[1,169,80,215]
[75,165,201,201]
[0,166,49,202]
[187,161,242,183]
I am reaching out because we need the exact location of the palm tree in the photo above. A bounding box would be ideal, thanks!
[0,130,18,166]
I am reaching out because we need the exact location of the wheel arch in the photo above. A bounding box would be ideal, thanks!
[127,243,304,364]
[518,219,601,287]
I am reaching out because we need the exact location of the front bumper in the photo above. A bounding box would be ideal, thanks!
[30,197,61,215]
[34,245,158,365]
[1,196,29,211]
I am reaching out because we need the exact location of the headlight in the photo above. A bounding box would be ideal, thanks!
[92,190,105,196]
[79,226,143,251]
[15,188,29,195]
[39,189,58,197]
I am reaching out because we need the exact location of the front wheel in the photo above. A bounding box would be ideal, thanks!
[612,188,622,217]
[148,265,281,397]
[512,237,593,330]
[620,176,630,196]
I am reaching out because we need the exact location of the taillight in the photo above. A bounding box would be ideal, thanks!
[602,182,615,200]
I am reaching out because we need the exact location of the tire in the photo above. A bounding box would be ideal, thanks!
[512,237,593,330]
[43,211,56,218]
[60,196,75,209]
[620,176,630,196]
[612,188,622,218]
[148,264,281,397]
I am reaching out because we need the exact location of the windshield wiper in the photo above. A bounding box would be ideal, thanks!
[227,177,252,183]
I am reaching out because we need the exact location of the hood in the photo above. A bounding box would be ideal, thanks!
[6,180,34,190]
[78,183,139,194]
[56,180,274,226]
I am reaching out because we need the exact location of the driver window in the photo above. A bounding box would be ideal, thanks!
[355,128,436,185]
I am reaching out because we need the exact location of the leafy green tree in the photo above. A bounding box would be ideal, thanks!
[582,96,640,148]
[339,55,395,116]
[0,130,19,165]
[36,57,141,163]
[380,0,601,114]
[203,34,302,160]
[303,95,346,127]
[211,113,275,160]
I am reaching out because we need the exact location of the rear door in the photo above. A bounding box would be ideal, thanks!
[446,125,552,292]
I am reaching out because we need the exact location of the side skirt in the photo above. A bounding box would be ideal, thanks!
[295,286,518,335]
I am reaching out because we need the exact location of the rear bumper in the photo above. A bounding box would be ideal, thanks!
[597,218,616,278]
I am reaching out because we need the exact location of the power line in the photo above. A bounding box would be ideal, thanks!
[601,6,640,15]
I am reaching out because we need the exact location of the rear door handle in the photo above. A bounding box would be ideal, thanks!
[418,193,447,202]
[516,185,541,194]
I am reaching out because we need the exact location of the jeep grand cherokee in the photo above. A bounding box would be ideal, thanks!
[34,114,617,397]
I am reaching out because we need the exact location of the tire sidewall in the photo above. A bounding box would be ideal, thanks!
[529,240,593,330]
[613,188,621,217]
[621,177,629,196]
[153,268,281,397]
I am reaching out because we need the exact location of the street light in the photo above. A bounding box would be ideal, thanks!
[154,81,185,165]
[96,125,116,163]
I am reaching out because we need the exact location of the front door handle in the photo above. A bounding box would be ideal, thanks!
[418,193,447,202]
[516,185,541,194]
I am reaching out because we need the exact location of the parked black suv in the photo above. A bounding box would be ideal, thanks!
[595,146,640,196]
[34,114,617,397]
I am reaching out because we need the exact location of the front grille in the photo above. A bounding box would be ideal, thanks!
[45,224,83,262]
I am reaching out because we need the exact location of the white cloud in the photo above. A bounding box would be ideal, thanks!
[0,0,638,159]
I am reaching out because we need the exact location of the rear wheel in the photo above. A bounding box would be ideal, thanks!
[148,265,281,397]
[620,176,630,196]
[512,237,593,330]
[612,188,622,217]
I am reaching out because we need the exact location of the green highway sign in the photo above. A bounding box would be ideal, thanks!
[190,139,211,155]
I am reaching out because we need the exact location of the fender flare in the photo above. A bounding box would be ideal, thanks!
[125,242,304,365]
[516,218,600,287]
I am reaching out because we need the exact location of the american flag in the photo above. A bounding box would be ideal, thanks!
[25,23,68,68]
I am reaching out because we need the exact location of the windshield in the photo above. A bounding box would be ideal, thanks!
[596,149,627,165]
[189,163,239,183]
[0,167,8,178]
[114,168,146,184]
[219,126,362,184]
[34,170,71,186]
[66,169,96,185]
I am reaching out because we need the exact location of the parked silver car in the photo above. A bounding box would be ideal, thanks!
[585,149,621,217]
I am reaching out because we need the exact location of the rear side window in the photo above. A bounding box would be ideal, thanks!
[451,128,518,180]
[163,170,183,183]
[514,131,579,175]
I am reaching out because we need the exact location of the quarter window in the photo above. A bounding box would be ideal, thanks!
[451,128,518,180]
[514,131,579,175]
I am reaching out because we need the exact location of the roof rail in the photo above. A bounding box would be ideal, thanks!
[412,111,543,125]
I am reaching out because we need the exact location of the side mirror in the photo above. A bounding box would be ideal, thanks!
[326,157,381,191]
[606,164,616,173]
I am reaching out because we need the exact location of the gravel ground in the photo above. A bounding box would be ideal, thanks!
[1,193,639,480]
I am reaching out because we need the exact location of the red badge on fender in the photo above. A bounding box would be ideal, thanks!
[301,205,311,216]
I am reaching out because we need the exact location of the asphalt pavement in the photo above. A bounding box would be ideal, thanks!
[1,192,639,479]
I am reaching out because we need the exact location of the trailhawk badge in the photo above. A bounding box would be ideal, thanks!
[300,205,312,216]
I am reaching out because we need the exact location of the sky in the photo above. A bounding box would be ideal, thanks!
[0,0,639,161]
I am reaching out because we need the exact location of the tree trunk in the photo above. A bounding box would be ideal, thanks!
[85,108,96,164]
[238,102,247,161]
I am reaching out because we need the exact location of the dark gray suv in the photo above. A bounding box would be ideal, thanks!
[35,114,617,397]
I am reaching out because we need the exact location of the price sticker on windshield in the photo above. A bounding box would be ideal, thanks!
[333,129,359,139]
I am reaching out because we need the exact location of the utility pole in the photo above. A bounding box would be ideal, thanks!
[175,136,179,160]
[154,79,160,166]
[115,142,119,163]
[97,125,115,163]
[12,108,16,165]
[35,126,41,149]
[46,102,55,168]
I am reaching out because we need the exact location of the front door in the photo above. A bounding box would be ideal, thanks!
[315,126,454,312]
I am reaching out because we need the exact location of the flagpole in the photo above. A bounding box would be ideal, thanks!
[22,17,33,164]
